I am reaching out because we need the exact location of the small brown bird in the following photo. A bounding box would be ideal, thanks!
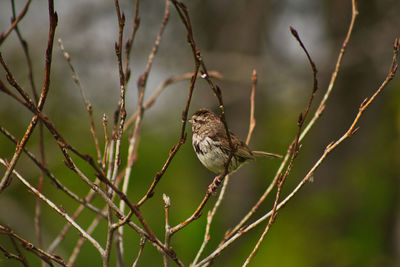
[189,108,281,174]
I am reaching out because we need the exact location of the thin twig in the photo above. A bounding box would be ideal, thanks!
[61,148,183,265]
[193,69,257,265]
[47,165,113,255]
[0,54,36,108]
[142,1,235,244]
[242,176,283,267]
[102,114,110,170]
[300,0,358,141]
[170,183,212,235]
[0,124,106,217]
[195,38,399,267]
[47,180,103,253]
[192,175,230,266]
[136,64,200,207]
[137,0,227,208]
[170,154,233,235]
[172,1,233,146]
[124,71,222,130]
[10,0,38,101]
[34,129,45,266]
[0,55,47,239]
[103,3,128,258]
[104,207,116,267]
[0,237,30,267]
[109,0,127,204]
[172,0,236,185]
[245,69,257,145]
[9,237,30,267]
[162,194,171,267]
[0,159,106,256]
[67,207,130,265]
[223,0,359,242]
[0,80,181,263]
[243,26,319,266]
[126,0,171,202]
[58,38,102,164]
[0,96,183,265]
[132,237,146,267]
[0,0,32,45]
[0,0,58,192]
[117,0,170,261]
[0,245,27,265]
[9,4,46,250]
[0,84,183,264]
[124,0,140,83]
[0,225,66,266]
[68,213,103,266]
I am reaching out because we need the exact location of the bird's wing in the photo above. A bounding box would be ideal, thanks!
[214,130,254,160]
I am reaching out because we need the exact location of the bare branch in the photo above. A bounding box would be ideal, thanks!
[0,238,30,267]
[68,213,103,266]
[47,180,103,253]
[0,0,32,45]
[196,37,399,267]
[136,65,199,207]
[132,237,146,267]
[242,25,320,266]
[124,0,140,83]
[0,159,106,256]
[58,38,102,164]
[162,194,171,267]
[0,225,66,266]
[223,0,359,242]
[299,0,358,140]
[124,71,222,131]
[245,70,257,145]
[0,124,105,217]
[0,0,58,192]
[192,175,230,266]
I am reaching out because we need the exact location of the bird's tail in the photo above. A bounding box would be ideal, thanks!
[252,151,282,159]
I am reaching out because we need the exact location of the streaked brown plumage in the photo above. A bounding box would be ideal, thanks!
[189,108,281,174]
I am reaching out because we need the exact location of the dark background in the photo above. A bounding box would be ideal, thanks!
[0,0,400,266]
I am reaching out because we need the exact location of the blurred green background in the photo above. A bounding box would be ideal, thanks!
[1,0,400,266]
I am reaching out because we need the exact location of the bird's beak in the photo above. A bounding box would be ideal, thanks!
[188,119,193,124]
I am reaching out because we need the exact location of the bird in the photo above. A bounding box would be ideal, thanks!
[189,108,281,174]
